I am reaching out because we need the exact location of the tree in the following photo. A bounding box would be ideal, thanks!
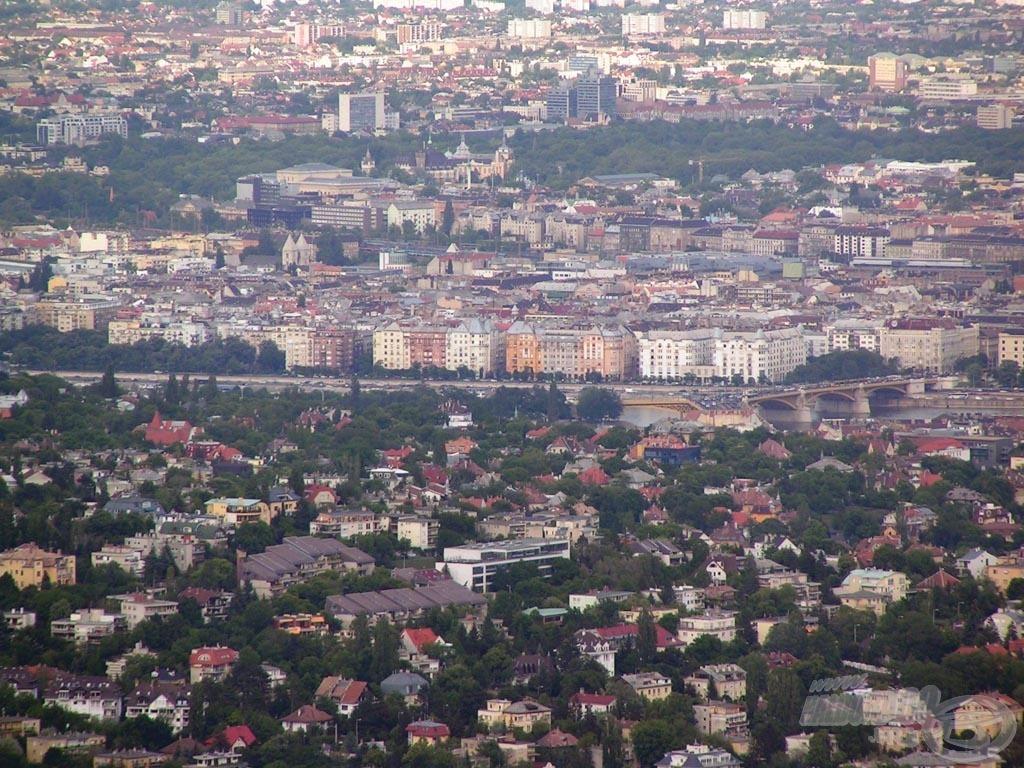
[576,387,623,422]
[765,667,805,734]
[637,609,658,663]
[97,364,118,399]
[441,199,454,237]
[631,719,680,767]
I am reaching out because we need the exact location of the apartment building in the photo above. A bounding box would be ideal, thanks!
[0,543,76,588]
[713,328,807,384]
[36,113,127,145]
[33,297,121,332]
[446,318,504,377]
[505,322,637,380]
[51,610,127,645]
[637,329,717,381]
[878,320,979,373]
[678,610,737,647]
[439,539,571,592]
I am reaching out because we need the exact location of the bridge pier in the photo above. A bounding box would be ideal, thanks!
[792,392,815,429]
[852,385,872,418]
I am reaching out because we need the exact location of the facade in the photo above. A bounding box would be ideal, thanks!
[36,114,127,145]
[505,322,637,380]
[110,593,180,629]
[621,672,673,700]
[51,610,126,645]
[622,13,665,36]
[638,330,717,381]
[977,104,1014,130]
[478,698,552,730]
[124,681,190,735]
[678,610,738,647]
[713,328,807,384]
[835,568,909,614]
[685,664,747,701]
[0,543,76,588]
[445,318,504,377]
[44,677,123,720]
[997,332,1024,368]
[834,226,890,259]
[91,545,145,577]
[869,55,908,92]
[338,92,385,133]
[878,320,979,373]
[189,646,239,684]
[722,9,767,29]
[438,539,571,592]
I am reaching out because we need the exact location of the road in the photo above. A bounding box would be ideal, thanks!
[23,369,754,402]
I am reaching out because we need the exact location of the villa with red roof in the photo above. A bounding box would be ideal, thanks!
[189,646,238,684]
[144,412,202,446]
[407,720,450,745]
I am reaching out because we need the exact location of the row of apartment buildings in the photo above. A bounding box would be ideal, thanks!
[372,319,980,381]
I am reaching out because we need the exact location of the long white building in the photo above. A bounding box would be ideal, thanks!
[713,328,807,384]
[637,330,717,381]
[438,539,570,592]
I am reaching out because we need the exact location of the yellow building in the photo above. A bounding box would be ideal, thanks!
[621,672,673,701]
[986,556,1024,594]
[477,698,552,731]
[204,498,273,525]
[0,543,76,589]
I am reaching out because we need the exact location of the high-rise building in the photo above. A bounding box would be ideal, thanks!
[622,13,665,36]
[977,104,1015,130]
[293,23,344,47]
[545,87,577,124]
[36,114,127,145]
[575,70,617,121]
[722,9,767,29]
[338,92,385,133]
[868,55,908,92]
[215,1,244,25]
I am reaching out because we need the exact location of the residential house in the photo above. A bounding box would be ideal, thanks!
[621,672,673,701]
[282,704,333,734]
[685,664,747,701]
[314,677,368,716]
[380,671,429,705]
[0,542,76,588]
[188,647,238,684]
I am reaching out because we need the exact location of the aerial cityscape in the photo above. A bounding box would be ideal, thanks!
[2,0,1024,767]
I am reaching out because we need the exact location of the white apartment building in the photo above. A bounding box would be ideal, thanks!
[713,328,807,384]
[977,104,1014,130]
[722,9,767,29]
[878,321,978,373]
[997,332,1024,368]
[446,318,504,377]
[919,76,978,100]
[51,609,127,645]
[91,544,145,577]
[387,201,436,234]
[678,609,737,647]
[637,330,717,381]
[506,18,552,38]
[310,510,386,539]
[373,321,411,371]
[395,516,440,551]
[108,319,210,348]
[111,593,180,629]
[835,568,909,604]
[438,539,570,592]
[833,226,890,259]
[37,114,128,145]
[827,322,880,353]
[622,13,665,36]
